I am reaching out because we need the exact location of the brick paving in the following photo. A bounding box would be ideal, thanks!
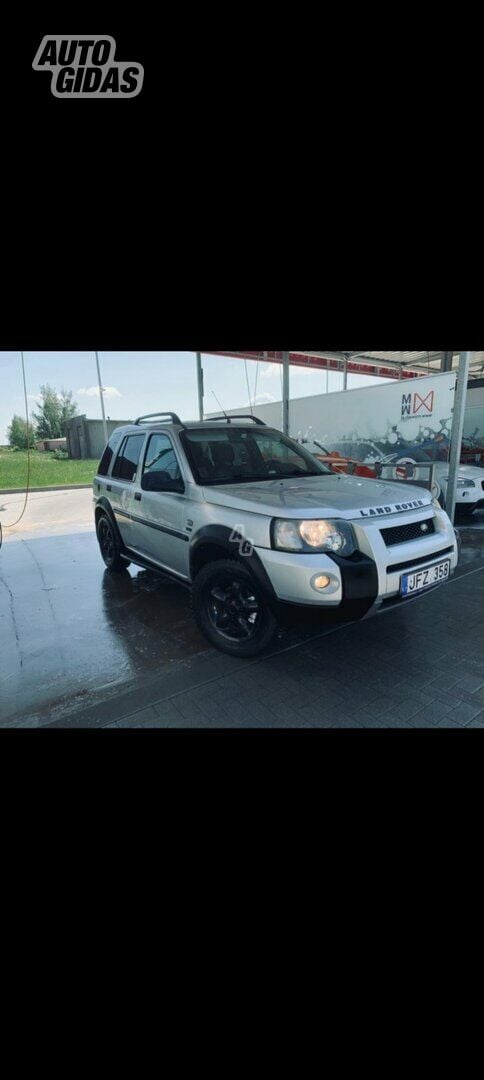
[98,562,484,730]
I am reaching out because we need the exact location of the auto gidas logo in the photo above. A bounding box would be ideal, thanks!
[32,36,144,97]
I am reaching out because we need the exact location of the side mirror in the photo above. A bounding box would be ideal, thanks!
[141,472,185,494]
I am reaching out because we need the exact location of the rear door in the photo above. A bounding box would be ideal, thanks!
[109,432,146,547]
[130,432,189,577]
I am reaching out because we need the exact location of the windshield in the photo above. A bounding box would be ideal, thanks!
[180,427,332,485]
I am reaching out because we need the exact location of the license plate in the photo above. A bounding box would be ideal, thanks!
[401,559,451,596]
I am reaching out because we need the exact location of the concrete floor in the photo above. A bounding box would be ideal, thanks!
[1,489,484,728]
[0,491,205,725]
[0,487,93,535]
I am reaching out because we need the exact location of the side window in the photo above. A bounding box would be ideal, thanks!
[143,434,182,482]
[98,429,124,477]
[112,434,145,482]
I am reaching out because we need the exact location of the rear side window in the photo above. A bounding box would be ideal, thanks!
[98,429,124,477]
[112,434,145,482]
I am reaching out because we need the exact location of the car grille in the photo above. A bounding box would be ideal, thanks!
[381,517,435,546]
[387,545,454,575]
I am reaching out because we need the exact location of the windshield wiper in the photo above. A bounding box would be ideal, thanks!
[204,474,270,485]
[203,469,329,486]
[276,470,327,479]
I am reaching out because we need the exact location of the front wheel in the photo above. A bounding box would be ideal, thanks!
[192,559,278,657]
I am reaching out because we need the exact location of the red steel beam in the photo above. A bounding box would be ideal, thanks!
[205,351,422,380]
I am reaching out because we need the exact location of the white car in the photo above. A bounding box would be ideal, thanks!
[433,462,484,517]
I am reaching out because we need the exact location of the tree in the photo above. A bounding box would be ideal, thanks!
[31,385,79,439]
[7,414,37,450]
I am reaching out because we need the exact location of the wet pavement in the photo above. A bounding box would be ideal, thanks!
[455,516,484,559]
[1,490,484,728]
[0,528,208,725]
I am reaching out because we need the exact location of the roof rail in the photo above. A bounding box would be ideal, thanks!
[134,412,184,426]
[209,414,266,426]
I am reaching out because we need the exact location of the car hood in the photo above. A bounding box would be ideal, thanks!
[202,473,433,520]
[434,462,484,481]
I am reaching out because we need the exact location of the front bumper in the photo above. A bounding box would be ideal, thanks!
[456,495,484,508]
[454,477,484,507]
[457,497,484,510]
[255,507,459,621]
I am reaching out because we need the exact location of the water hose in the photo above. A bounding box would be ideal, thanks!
[0,351,31,547]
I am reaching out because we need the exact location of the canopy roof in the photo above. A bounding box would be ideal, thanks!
[344,351,484,378]
[207,351,484,380]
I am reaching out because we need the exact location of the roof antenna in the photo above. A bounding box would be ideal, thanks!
[211,390,230,421]
[244,358,254,415]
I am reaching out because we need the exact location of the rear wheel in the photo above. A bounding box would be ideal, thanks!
[96,513,130,572]
[192,559,278,657]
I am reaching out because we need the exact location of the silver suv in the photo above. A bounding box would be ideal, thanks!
[93,412,460,657]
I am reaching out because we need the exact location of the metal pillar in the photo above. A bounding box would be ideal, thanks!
[343,358,348,390]
[196,352,204,421]
[441,351,454,372]
[95,351,108,445]
[446,352,472,524]
[282,351,290,434]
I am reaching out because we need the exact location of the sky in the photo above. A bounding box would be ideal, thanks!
[0,352,392,445]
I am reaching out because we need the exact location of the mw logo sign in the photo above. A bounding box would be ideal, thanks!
[401,390,434,418]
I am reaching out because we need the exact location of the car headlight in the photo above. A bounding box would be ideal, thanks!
[457,479,476,488]
[272,518,356,555]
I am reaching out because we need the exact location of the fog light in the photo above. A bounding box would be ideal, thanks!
[313,574,331,590]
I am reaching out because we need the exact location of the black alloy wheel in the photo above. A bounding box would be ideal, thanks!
[97,514,130,572]
[208,577,260,642]
[192,559,278,657]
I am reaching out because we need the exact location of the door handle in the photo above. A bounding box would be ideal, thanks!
[134,492,142,501]
[107,485,112,491]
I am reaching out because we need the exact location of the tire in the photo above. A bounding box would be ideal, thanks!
[455,504,476,520]
[96,512,130,572]
[192,558,278,658]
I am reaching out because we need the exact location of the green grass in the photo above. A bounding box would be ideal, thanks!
[0,448,99,490]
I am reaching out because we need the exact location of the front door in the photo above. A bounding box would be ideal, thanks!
[130,432,189,578]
